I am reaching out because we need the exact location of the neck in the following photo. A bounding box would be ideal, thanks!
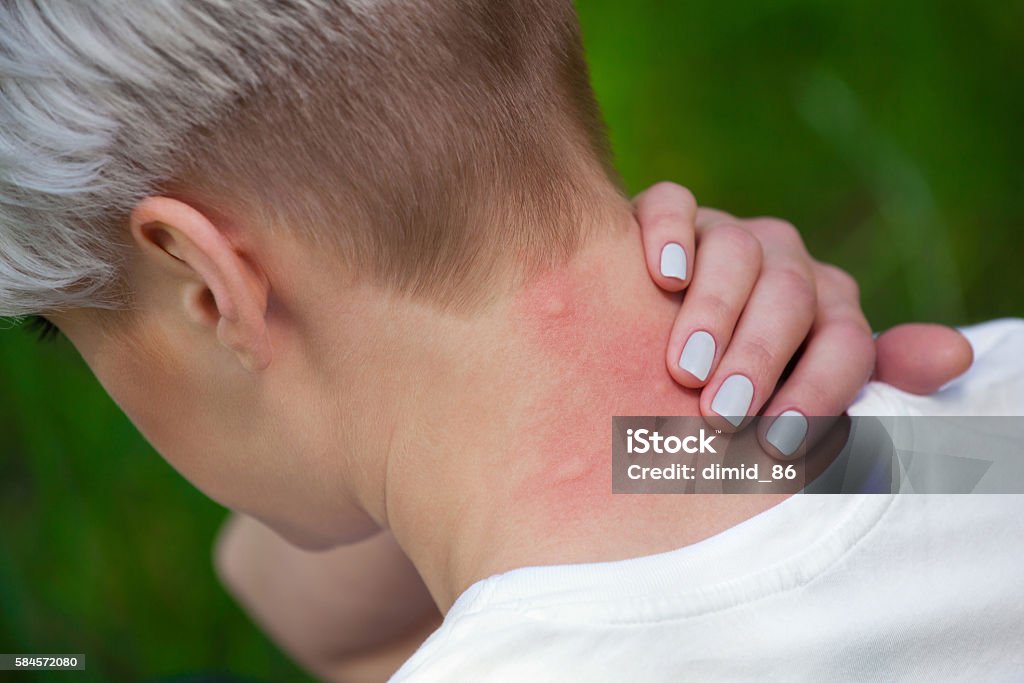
[343,218,785,611]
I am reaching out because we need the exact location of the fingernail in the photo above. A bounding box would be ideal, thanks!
[766,410,808,457]
[660,243,687,281]
[711,375,754,427]
[678,331,715,381]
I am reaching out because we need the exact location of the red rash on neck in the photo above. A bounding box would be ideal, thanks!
[506,255,698,524]
[425,232,789,609]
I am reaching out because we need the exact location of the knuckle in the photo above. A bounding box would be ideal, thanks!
[696,206,734,225]
[647,210,691,233]
[691,291,734,321]
[795,380,835,413]
[647,182,697,210]
[711,223,763,267]
[750,217,801,245]
[829,315,871,337]
[816,263,860,300]
[767,266,817,313]
[824,318,876,362]
[736,334,778,373]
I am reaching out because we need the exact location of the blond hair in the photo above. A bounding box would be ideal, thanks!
[0,0,622,316]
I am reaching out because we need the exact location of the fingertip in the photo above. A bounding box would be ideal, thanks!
[700,410,744,434]
[702,374,755,432]
[671,329,716,387]
[635,181,697,211]
[667,349,709,388]
[657,242,690,291]
[875,323,974,395]
[950,328,974,374]
[759,410,809,461]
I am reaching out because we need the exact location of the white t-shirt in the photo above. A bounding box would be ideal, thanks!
[391,320,1024,682]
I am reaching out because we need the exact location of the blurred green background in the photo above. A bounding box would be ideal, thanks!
[1,1,1021,681]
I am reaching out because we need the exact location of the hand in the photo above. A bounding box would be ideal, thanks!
[632,182,973,458]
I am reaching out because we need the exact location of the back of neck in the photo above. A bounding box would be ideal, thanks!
[385,219,786,611]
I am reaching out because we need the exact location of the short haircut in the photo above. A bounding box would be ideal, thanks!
[0,0,624,317]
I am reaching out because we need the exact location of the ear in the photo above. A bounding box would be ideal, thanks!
[129,196,272,371]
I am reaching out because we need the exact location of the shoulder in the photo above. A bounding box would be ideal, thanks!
[389,606,543,682]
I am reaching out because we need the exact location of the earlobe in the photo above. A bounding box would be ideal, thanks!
[217,316,273,372]
[129,196,273,372]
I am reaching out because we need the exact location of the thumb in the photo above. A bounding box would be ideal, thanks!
[872,323,974,395]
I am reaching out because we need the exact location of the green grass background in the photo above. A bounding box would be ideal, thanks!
[1,1,1021,681]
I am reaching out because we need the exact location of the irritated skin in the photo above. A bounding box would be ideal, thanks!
[381,221,789,611]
